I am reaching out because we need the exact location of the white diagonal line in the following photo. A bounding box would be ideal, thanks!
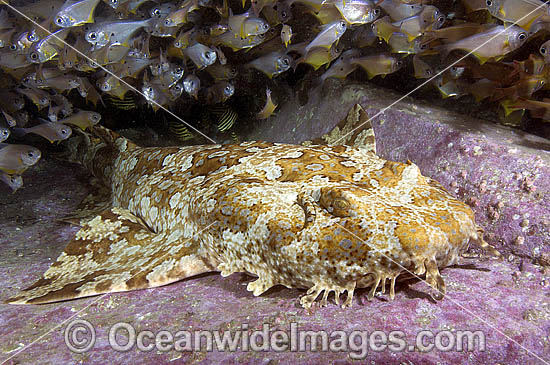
[0,0,218,144]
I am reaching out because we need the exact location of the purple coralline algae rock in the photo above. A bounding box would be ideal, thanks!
[0,82,548,364]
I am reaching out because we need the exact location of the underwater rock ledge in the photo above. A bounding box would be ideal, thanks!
[248,80,550,263]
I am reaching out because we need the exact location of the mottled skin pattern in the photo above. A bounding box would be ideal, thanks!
[7,105,498,308]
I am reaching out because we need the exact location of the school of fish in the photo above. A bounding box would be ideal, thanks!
[1,0,550,192]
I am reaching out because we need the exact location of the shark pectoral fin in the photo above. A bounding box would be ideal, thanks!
[7,207,216,305]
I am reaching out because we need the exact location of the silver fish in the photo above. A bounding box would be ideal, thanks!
[305,20,347,53]
[54,0,102,28]
[0,171,23,192]
[183,43,217,69]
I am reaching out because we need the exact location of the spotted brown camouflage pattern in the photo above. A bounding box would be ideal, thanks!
[7,105,498,308]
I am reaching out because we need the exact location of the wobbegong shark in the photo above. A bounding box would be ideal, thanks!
[7,104,499,308]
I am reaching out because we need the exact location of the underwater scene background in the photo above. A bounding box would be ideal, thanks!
[0,0,549,363]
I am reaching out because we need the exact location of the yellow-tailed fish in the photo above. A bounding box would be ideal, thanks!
[0,127,9,142]
[495,75,545,101]
[0,143,41,175]
[295,44,342,70]
[281,24,293,47]
[183,74,200,99]
[256,88,277,119]
[212,31,266,51]
[320,48,360,81]
[142,80,169,111]
[0,171,22,192]
[435,25,528,64]
[372,16,401,43]
[228,9,270,39]
[54,0,102,28]
[486,0,549,29]
[305,20,347,53]
[164,0,201,27]
[14,122,72,143]
[394,5,446,41]
[501,97,550,119]
[77,77,103,107]
[424,22,494,43]
[15,87,50,110]
[388,32,432,54]
[41,75,81,94]
[205,81,234,104]
[379,0,423,20]
[351,53,403,79]
[183,43,217,69]
[59,110,102,130]
[85,18,154,49]
[512,53,545,78]
[247,51,292,78]
[27,28,70,64]
[332,0,381,25]
[174,28,200,49]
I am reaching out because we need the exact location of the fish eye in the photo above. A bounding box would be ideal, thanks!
[30,53,38,60]
[153,8,161,16]
[174,41,181,47]
[374,8,380,15]
[518,33,527,40]
[486,0,492,6]
[426,69,432,76]
[396,60,403,67]
[438,16,445,23]
[283,58,289,65]
[9,44,17,50]
[225,86,231,92]
[541,46,547,54]
[89,32,97,40]
[61,129,68,135]
[340,21,346,27]
[281,11,287,18]
[451,66,457,72]
[263,24,269,29]
[164,19,171,26]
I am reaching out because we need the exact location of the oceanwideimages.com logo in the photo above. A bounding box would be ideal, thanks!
[64,320,486,358]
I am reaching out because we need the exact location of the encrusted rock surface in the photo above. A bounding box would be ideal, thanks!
[1,82,548,364]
